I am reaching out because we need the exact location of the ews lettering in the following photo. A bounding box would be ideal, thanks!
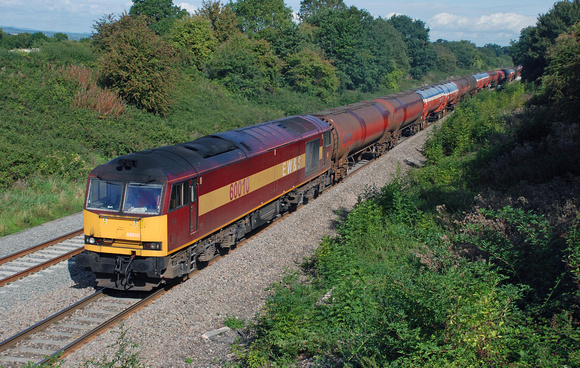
[282,157,302,177]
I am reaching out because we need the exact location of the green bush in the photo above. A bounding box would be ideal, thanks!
[94,14,176,115]
[208,33,281,98]
[246,189,536,366]
[36,41,96,65]
[169,15,217,68]
[282,49,339,101]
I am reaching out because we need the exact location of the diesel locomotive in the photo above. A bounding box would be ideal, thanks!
[74,67,521,290]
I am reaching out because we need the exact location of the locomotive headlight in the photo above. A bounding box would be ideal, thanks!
[143,242,161,250]
[84,235,104,245]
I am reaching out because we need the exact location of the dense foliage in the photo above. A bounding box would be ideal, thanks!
[388,15,437,79]
[129,0,188,35]
[194,0,238,43]
[539,22,580,122]
[510,0,580,123]
[239,83,580,367]
[169,15,217,68]
[510,0,580,82]
[0,0,512,117]
[93,14,176,115]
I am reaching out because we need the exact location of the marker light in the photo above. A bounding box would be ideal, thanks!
[143,242,161,250]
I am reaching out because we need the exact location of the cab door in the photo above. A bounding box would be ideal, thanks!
[190,180,198,234]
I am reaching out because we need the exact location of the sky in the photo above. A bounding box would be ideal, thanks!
[0,0,558,46]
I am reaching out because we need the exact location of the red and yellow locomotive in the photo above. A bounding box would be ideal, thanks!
[76,115,333,290]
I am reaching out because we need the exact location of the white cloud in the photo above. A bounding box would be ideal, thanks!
[428,12,536,45]
[177,2,197,14]
[429,12,535,34]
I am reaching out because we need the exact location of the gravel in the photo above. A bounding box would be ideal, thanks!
[0,124,437,367]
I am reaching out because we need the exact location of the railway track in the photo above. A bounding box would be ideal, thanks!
[0,287,165,366]
[0,229,84,287]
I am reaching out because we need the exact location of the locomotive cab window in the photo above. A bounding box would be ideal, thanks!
[169,181,189,211]
[305,139,320,176]
[123,183,163,215]
[86,178,123,212]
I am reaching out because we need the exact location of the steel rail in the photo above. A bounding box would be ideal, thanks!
[0,228,84,265]
[40,287,168,364]
[0,289,105,352]
[0,246,86,287]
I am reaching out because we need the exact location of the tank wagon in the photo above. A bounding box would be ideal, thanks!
[75,68,520,290]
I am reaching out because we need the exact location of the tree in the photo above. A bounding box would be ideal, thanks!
[93,14,176,115]
[208,33,281,97]
[388,14,429,43]
[283,49,339,100]
[434,42,458,73]
[169,15,217,68]
[387,15,436,79]
[542,22,580,121]
[52,33,69,42]
[478,43,509,69]
[195,0,238,43]
[233,0,293,38]
[511,0,580,82]
[129,0,188,34]
[306,6,378,91]
[298,0,346,20]
[447,40,478,69]
[370,18,410,76]
[1,32,31,49]
[29,32,49,47]
[233,0,301,56]
[482,43,504,57]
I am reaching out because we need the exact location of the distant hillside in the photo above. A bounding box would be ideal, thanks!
[0,25,91,41]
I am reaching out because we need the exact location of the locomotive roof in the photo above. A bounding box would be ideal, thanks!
[89,115,329,183]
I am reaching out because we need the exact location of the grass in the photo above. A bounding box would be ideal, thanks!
[0,177,85,236]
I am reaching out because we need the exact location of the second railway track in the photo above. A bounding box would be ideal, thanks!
[0,229,84,287]
[0,287,165,366]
